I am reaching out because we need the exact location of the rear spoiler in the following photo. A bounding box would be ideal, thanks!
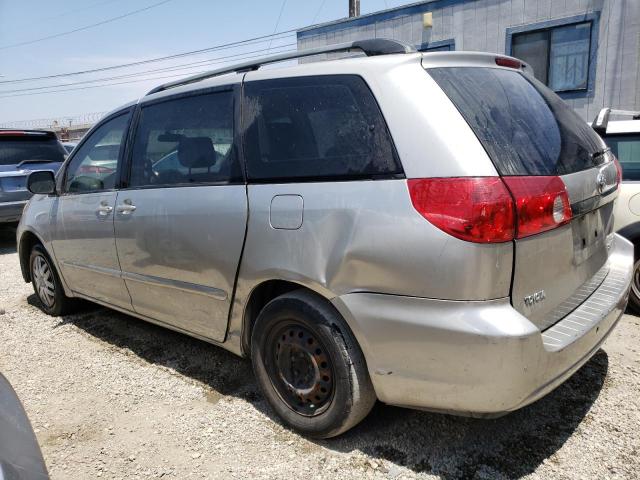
[591,108,640,134]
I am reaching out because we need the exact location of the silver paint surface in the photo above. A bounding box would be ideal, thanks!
[113,186,247,342]
[511,165,618,329]
[52,192,132,309]
[269,195,304,230]
[15,51,634,415]
[331,235,632,414]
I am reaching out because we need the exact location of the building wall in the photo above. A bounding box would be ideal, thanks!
[296,0,640,122]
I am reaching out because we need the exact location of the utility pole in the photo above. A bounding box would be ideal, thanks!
[349,0,360,17]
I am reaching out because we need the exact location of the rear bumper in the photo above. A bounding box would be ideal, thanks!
[0,200,28,223]
[331,234,633,416]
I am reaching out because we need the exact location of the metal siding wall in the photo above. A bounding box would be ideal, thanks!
[617,0,639,110]
[486,0,502,53]
[523,0,538,22]
[511,0,525,24]
[411,14,424,45]
[536,0,552,20]
[475,1,489,51]
[498,0,513,54]
[452,2,465,49]
[551,0,567,18]
[463,1,477,49]
[296,0,640,120]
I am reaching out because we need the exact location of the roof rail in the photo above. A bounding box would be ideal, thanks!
[146,38,416,96]
[592,108,640,134]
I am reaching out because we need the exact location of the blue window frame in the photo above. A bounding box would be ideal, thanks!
[506,13,600,98]
[418,39,455,52]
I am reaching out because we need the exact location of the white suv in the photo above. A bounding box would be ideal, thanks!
[593,109,640,311]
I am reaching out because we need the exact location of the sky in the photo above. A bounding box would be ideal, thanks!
[0,0,413,126]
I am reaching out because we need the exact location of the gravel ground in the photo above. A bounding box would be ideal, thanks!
[1,225,639,480]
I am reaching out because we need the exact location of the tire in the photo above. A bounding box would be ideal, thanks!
[29,244,75,316]
[628,258,640,315]
[251,289,376,438]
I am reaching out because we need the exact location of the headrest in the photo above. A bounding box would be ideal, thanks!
[177,137,217,169]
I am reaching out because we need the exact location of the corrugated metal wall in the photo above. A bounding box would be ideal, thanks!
[297,0,640,121]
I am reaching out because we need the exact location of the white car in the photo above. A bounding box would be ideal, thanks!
[593,108,640,311]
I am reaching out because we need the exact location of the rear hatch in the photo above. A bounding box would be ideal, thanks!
[0,130,66,203]
[428,63,618,330]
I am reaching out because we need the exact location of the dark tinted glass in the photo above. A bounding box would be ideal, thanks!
[0,137,66,166]
[512,30,549,84]
[243,75,401,181]
[130,91,239,188]
[64,113,130,193]
[604,134,640,180]
[428,67,604,176]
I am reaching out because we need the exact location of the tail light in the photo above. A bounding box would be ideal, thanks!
[408,176,572,243]
[407,178,515,243]
[614,158,623,185]
[502,176,572,238]
[495,57,522,69]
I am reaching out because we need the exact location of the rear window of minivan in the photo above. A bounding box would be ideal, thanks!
[428,67,604,176]
[243,75,402,182]
[0,135,66,166]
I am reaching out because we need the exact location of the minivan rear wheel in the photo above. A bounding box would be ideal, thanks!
[29,244,75,316]
[251,289,376,438]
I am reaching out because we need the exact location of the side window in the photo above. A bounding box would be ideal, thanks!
[64,113,130,193]
[129,91,239,188]
[243,75,402,181]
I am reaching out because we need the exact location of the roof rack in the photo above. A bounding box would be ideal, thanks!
[146,38,416,96]
[592,108,640,134]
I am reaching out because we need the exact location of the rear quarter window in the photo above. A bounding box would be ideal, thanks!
[242,75,402,182]
[428,67,604,176]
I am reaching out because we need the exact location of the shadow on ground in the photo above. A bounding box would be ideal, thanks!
[0,225,17,255]
[33,295,609,479]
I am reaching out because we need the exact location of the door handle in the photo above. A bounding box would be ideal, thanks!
[96,204,113,215]
[116,200,136,214]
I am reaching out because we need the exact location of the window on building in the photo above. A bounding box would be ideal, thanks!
[511,22,592,92]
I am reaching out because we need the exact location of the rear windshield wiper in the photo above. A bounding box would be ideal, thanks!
[590,148,610,165]
[16,159,59,168]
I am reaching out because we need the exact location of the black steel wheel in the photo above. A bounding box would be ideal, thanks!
[266,323,334,416]
[251,289,376,438]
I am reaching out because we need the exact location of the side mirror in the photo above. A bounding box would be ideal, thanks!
[27,170,57,195]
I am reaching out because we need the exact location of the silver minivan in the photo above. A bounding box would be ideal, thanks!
[17,40,634,438]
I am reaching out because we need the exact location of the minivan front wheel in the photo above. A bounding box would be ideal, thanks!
[251,290,376,438]
[29,244,74,316]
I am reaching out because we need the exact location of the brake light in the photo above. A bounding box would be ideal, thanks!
[408,176,573,242]
[0,130,26,136]
[614,158,623,185]
[495,57,521,69]
[407,177,515,243]
[502,176,572,239]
